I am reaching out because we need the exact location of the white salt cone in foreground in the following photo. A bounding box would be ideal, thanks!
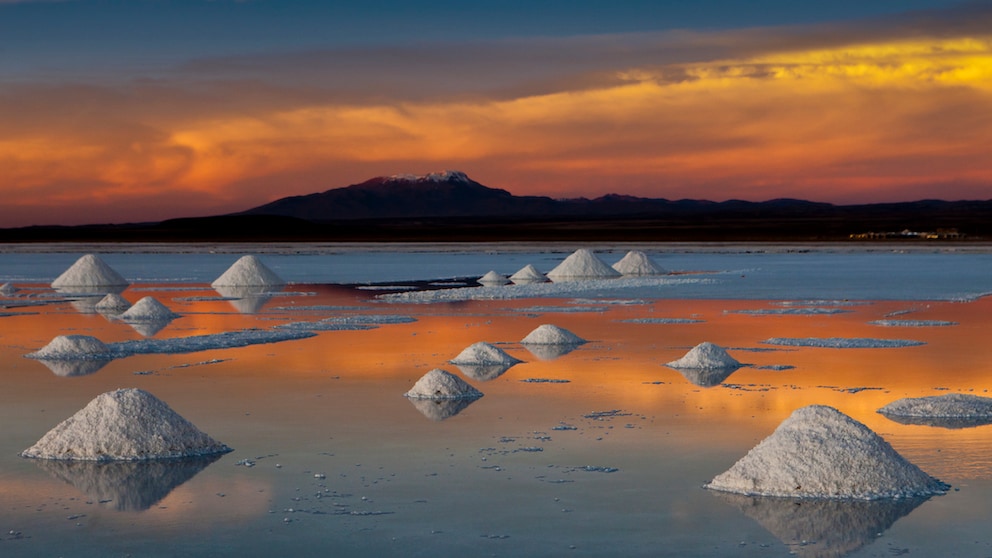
[22,388,232,461]
[211,255,285,288]
[450,342,523,366]
[509,264,547,283]
[612,250,666,275]
[94,293,131,313]
[521,324,586,345]
[706,405,948,499]
[546,249,621,280]
[404,369,483,400]
[477,270,509,285]
[666,342,741,370]
[118,296,180,321]
[26,335,111,360]
[51,254,129,289]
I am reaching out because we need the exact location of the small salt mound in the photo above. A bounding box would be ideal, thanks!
[0,282,18,295]
[521,324,586,345]
[450,342,523,366]
[211,255,285,288]
[706,405,949,499]
[94,293,131,313]
[879,393,992,419]
[666,342,741,370]
[118,296,180,321]
[404,369,484,400]
[26,335,111,360]
[51,254,129,289]
[477,270,509,285]
[21,388,232,461]
[611,250,666,275]
[509,264,548,283]
[546,249,622,280]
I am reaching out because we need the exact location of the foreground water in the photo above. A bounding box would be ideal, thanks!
[1,244,991,557]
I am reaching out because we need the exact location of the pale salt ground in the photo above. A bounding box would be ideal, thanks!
[879,393,992,418]
[449,341,523,366]
[51,254,129,289]
[611,250,666,275]
[21,388,231,461]
[706,405,949,499]
[404,369,483,400]
[666,342,741,370]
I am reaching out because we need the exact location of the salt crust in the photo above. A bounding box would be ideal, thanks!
[666,342,741,370]
[521,324,586,345]
[21,388,231,461]
[404,369,483,400]
[94,293,131,312]
[210,255,285,287]
[51,254,129,288]
[118,296,179,321]
[878,393,992,418]
[450,342,523,366]
[611,250,666,275]
[546,249,622,280]
[762,337,925,348]
[509,264,547,282]
[26,329,316,360]
[477,270,509,285]
[706,405,948,499]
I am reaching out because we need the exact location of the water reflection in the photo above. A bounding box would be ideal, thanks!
[881,414,992,430]
[213,285,274,314]
[523,342,582,361]
[712,492,931,558]
[124,318,173,337]
[34,454,223,512]
[34,358,112,377]
[407,397,479,421]
[671,365,741,387]
[455,363,515,381]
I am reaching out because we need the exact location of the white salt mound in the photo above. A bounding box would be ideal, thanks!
[450,342,523,365]
[21,388,231,461]
[612,250,666,275]
[51,254,129,289]
[27,335,111,360]
[94,293,131,312]
[521,324,586,345]
[546,249,622,280]
[477,270,509,285]
[0,282,18,295]
[879,393,992,418]
[404,369,484,400]
[509,264,547,283]
[211,255,285,288]
[119,296,180,321]
[666,342,741,370]
[706,405,948,499]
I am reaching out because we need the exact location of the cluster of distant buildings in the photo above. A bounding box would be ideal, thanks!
[849,228,963,240]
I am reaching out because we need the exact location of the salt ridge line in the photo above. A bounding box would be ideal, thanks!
[762,337,926,348]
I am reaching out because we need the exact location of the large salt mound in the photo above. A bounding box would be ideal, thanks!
[404,369,484,400]
[477,270,509,285]
[94,293,131,313]
[706,405,948,499]
[509,264,548,283]
[450,342,523,366]
[26,335,111,360]
[118,296,180,321]
[521,324,586,345]
[21,388,232,461]
[612,250,666,275]
[211,255,285,288]
[546,249,621,280]
[879,393,992,419]
[666,342,741,370]
[0,282,18,295]
[51,254,129,289]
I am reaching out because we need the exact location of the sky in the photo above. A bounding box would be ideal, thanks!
[1,0,991,227]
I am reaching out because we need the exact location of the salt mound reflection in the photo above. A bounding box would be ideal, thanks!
[455,363,514,381]
[35,454,223,512]
[407,397,479,421]
[35,358,112,377]
[673,366,740,387]
[712,491,930,558]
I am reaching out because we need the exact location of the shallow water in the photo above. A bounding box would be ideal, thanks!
[1,246,992,557]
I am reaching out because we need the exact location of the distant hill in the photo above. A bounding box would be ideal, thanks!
[1,170,990,242]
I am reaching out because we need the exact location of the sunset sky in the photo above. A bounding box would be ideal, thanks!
[2,0,991,227]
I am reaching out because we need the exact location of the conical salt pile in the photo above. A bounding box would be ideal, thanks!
[94,293,131,313]
[612,250,666,275]
[521,324,586,345]
[450,342,523,366]
[509,264,547,283]
[546,249,621,280]
[477,270,509,286]
[118,296,179,321]
[666,342,741,370]
[706,405,949,499]
[51,254,129,289]
[879,393,992,419]
[0,282,18,295]
[404,369,484,400]
[211,255,285,288]
[26,335,111,360]
[21,388,232,461]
